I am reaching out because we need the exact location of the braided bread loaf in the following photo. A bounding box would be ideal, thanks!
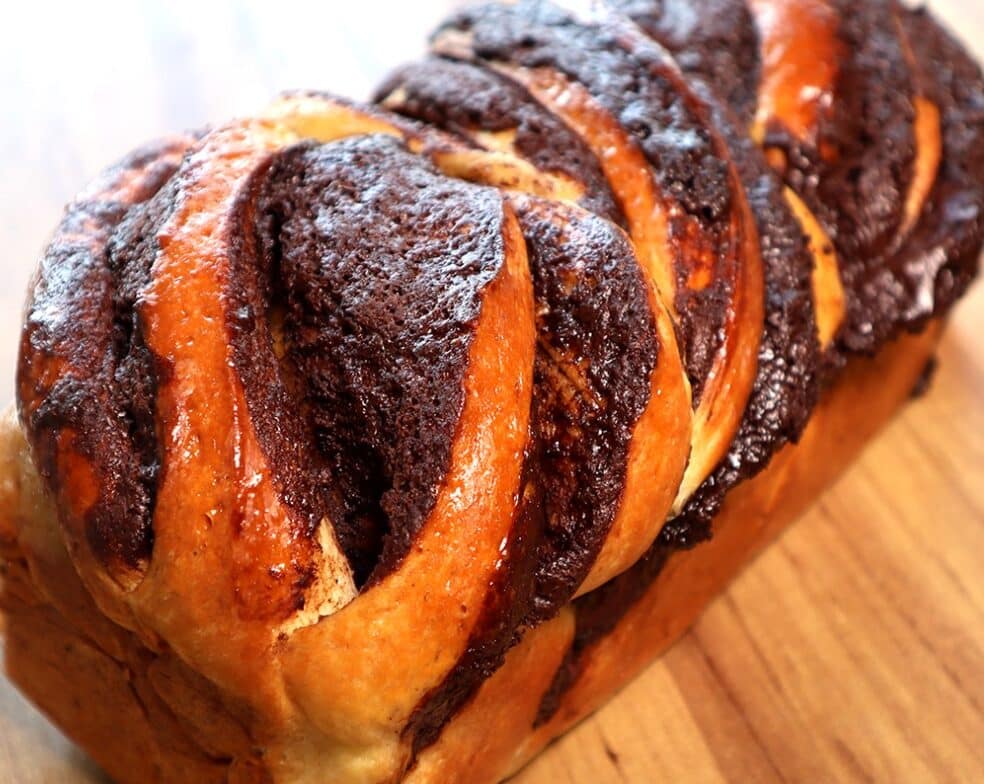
[1,1,981,782]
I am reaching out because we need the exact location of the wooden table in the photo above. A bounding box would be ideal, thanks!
[0,2,981,782]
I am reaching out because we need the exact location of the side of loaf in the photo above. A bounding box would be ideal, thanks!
[1,2,981,783]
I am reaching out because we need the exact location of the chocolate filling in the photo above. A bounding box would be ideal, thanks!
[535,535,673,725]
[909,356,938,400]
[375,57,625,227]
[838,6,983,354]
[18,137,196,576]
[237,134,507,586]
[536,82,822,722]
[762,0,918,351]
[518,197,658,622]
[408,196,660,756]
[819,0,916,264]
[407,461,544,758]
[436,0,742,401]
[610,0,761,125]
[668,80,821,542]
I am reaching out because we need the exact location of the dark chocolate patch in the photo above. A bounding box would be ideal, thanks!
[818,0,916,264]
[436,0,743,400]
[670,80,821,541]
[375,57,625,226]
[837,7,983,354]
[517,197,658,622]
[17,136,196,576]
[909,356,938,400]
[244,134,507,586]
[610,0,761,124]
[407,460,543,759]
[535,535,673,725]
[764,0,919,350]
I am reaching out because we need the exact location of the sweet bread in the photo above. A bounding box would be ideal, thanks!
[1,2,980,782]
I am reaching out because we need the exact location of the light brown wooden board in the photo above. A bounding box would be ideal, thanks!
[0,2,981,782]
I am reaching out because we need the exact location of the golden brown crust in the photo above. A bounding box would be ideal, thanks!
[0,406,268,783]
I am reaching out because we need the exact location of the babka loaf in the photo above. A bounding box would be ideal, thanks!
[1,1,981,782]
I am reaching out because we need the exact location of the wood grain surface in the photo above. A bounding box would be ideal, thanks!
[0,2,981,782]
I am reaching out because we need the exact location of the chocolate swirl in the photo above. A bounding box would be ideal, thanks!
[237,135,510,586]
[18,136,197,583]
[434,0,746,396]
[611,0,762,124]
